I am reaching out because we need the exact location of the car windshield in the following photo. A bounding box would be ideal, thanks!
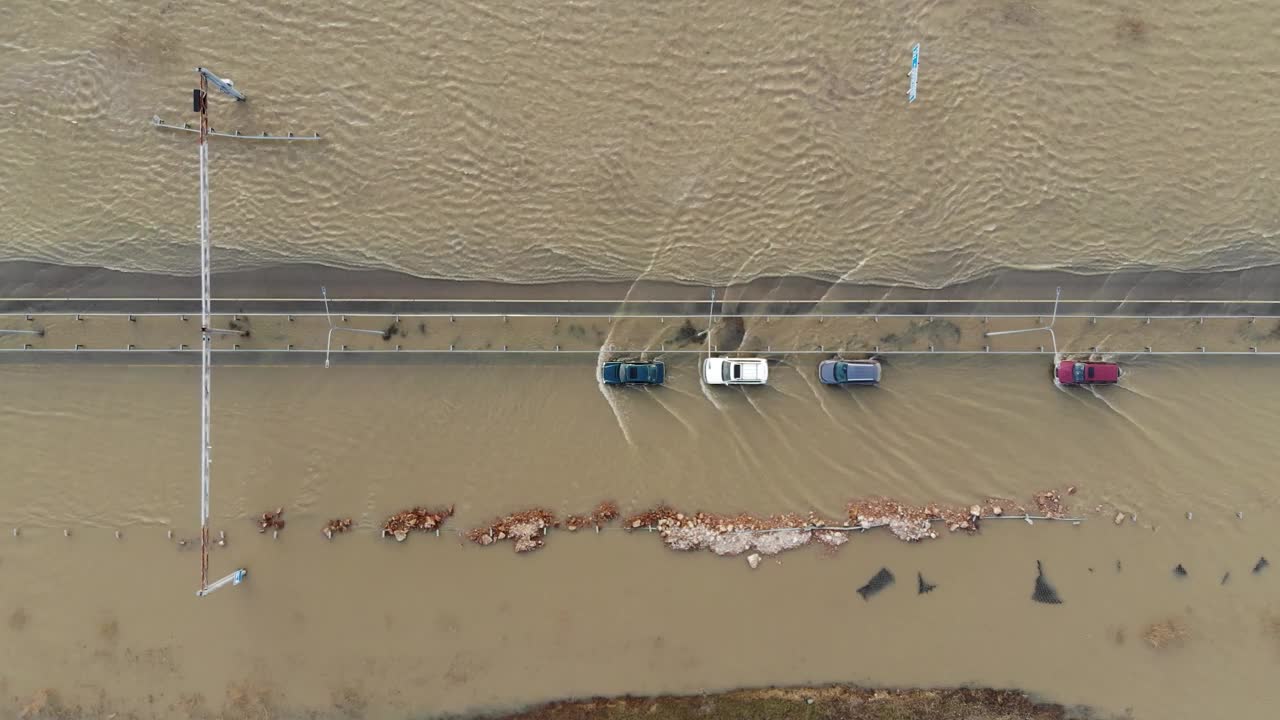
[1073,364,1085,383]
[835,363,848,382]
[722,362,731,382]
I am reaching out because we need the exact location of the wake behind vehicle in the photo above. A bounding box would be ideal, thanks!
[818,358,881,385]
[1055,359,1121,386]
[601,360,665,385]
[703,357,768,385]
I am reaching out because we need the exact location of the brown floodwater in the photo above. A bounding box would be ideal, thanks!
[2,355,1280,719]
[2,0,1279,286]
[4,0,1280,717]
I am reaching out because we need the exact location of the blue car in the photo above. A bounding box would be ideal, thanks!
[818,359,881,385]
[601,360,665,385]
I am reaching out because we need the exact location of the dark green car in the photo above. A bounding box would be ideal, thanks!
[601,360,665,385]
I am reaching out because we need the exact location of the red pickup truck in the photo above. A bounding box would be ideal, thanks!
[1055,360,1121,385]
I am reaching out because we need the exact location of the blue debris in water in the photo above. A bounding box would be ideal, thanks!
[1032,561,1062,605]
[1254,557,1270,575]
[857,568,895,600]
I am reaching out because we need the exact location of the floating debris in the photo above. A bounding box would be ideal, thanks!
[323,518,353,540]
[1116,560,1122,573]
[847,490,1070,542]
[747,553,762,570]
[1254,557,1270,574]
[1033,490,1066,518]
[857,568,895,600]
[381,506,454,542]
[258,508,285,534]
[563,501,620,531]
[848,498,940,540]
[624,506,839,556]
[1221,571,1231,585]
[216,530,226,547]
[917,572,936,594]
[1032,561,1062,604]
[1173,563,1188,578]
[468,508,557,553]
[1142,617,1188,650]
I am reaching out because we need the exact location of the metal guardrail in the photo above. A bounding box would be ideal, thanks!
[4,298,1280,317]
[2,311,1279,320]
[1,348,1276,357]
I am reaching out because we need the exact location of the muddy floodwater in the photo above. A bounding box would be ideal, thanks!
[2,0,1279,287]
[4,0,1280,717]
[3,355,1280,719]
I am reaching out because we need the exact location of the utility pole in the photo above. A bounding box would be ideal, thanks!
[153,65,320,597]
[192,66,247,597]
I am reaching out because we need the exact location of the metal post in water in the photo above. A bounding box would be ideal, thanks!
[705,289,715,359]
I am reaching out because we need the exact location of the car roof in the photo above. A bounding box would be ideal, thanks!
[841,361,879,380]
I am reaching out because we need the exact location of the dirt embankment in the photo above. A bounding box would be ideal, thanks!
[473,686,1094,720]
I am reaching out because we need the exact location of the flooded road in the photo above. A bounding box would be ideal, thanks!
[4,0,1280,716]
[3,358,1280,718]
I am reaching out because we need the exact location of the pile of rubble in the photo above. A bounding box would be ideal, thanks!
[623,506,846,557]
[847,498,942,541]
[563,501,620,531]
[468,508,557,553]
[258,508,286,534]
[322,517,353,540]
[381,506,454,542]
[468,501,622,552]
[847,489,1073,542]
[1034,489,1067,518]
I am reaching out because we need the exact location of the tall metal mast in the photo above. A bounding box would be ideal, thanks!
[151,65,316,596]
[193,67,246,597]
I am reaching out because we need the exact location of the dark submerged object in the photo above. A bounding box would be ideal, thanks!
[1254,557,1270,574]
[857,568,895,600]
[1221,571,1231,585]
[1173,563,1188,577]
[1032,560,1063,604]
[916,572,936,595]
